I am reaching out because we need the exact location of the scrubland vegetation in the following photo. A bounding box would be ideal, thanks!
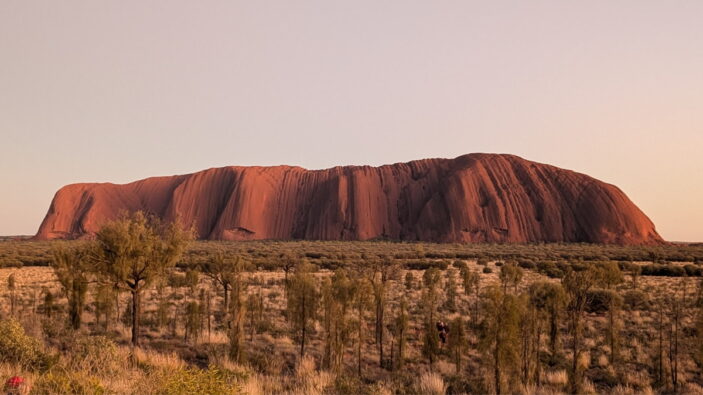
[1,216,703,394]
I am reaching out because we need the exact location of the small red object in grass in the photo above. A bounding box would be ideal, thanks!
[4,376,24,389]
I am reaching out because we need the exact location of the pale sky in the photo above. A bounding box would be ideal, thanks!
[1,1,701,241]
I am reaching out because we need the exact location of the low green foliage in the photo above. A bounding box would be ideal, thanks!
[0,319,55,371]
[155,366,238,395]
[31,370,106,395]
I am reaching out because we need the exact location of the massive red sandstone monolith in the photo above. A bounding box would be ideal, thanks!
[35,154,663,244]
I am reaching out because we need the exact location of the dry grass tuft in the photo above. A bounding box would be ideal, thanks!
[241,374,264,395]
[597,353,609,367]
[544,370,568,387]
[131,347,186,370]
[581,379,597,395]
[578,351,591,370]
[416,371,446,395]
[682,382,703,395]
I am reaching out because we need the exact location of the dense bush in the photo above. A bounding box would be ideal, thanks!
[0,319,55,371]
[404,260,449,271]
[586,289,623,313]
[536,261,563,278]
[517,259,535,269]
[622,289,650,310]
[318,260,343,270]
[452,260,468,271]
[640,264,686,277]
[684,264,702,276]
[31,370,106,395]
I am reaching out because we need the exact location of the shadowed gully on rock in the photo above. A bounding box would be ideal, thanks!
[35,153,663,245]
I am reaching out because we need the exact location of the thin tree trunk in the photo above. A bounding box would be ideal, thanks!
[494,337,501,395]
[300,293,307,357]
[658,304,664,385]
[550,310,558,364]
[131,287,141,347]
[571,312,581,394]
[378,298,384,368]
[223,283,229,312]
[358,306,363,377]
[535,328,542,386]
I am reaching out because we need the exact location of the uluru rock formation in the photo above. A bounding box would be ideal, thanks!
[35,154,663,244]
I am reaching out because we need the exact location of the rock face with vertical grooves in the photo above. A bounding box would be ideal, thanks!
[35,153,663,244]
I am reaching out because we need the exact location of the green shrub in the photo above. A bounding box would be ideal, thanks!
[641,264,686,277]
[405,260,448,270]
[586,289,622,313]
[455,253,474,260]
[537,261,563,278]
[31,370,106,395]
[155,366,237,395]
[684,264,702,276]
[482,267,493,274]
[452,260,468,271]
[518,259,535,269]
[622,290,650,310]
[0,319,55,371]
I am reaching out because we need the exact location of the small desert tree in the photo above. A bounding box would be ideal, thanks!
[370,258,397,368]
[184,301,201,343]
[421,267,442,367]
[287,261,319,358]
[93,282,117,332]
[529,281,567,367]
[352,275,373,377]
[52,244,91,329]
[404,271,415,291]
[479,285,523,395]
[42,289,55,319]
[447,316,468,373]
[246,293,259,341]
[392,298,409,370]
[562,267,597,393]
[499,261,523,294]
[656,300,666,387]
[7,274,17,316]
[422,267,442,323]
[667,289,682,391]
[519,294,539,386]
[282,253,301,295]
[443,268,458,313]
[630,264,641,289]
[200,253,244,314]
[597,261,624,290]
[226,255,248,363]
[606,290,623,367]
[321,268,355,373]
[462,267,481,325]
[93,211,193,346]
